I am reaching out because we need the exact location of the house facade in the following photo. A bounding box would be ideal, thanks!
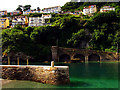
[11,16,28,27]
[0,18,9,29]
[0,10,7,16]
[100,6,115,12]
[29,14,52,27]
[43,6,61,13]
[64,10,83,15]
[63,11,73,14]
[10,10,22,15]
[23,9,43,15]
[83,5,97,15]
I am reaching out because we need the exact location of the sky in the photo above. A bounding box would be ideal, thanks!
[0,0,71,12]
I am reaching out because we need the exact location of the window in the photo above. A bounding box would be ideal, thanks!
[2,25,4,27]
[1,22,4,24]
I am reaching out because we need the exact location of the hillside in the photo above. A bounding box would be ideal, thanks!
[61,2,120,13]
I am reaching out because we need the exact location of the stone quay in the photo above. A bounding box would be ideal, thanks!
[0,65,70,85]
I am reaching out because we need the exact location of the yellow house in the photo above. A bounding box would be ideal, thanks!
[0,18,9,29]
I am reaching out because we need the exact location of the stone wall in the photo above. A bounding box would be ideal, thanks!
[1,65,70,85]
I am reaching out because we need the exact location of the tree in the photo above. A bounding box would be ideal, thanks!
[67,29,90,48]
[23,5,31,11]
[16,5,23,12]
[85,11,120,50]
[13,24,24,30]
[37,7,40,11]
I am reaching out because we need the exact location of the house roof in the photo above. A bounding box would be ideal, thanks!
[84,5,96,9]
[43,6,60,10]
[101,6,115,9]
[42,15,51,16]
[11,10,20,13]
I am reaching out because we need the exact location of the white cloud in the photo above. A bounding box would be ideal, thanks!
[0,0,70,12]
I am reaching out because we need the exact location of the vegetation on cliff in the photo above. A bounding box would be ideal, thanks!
[2,2,120,61]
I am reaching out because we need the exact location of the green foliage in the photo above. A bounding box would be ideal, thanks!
[13,24,24,30]
[61,2,83,12]
[85,11,120,51]
[62,2,120,13]
[2,6,120,61]
[67,29,89,47]
[23,5,31,11]
[16,5,23,13]
[28,13,42,17]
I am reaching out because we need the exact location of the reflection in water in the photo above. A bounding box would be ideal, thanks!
[2,62,119,88]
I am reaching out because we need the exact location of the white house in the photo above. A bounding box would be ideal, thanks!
[43,6,61,13]
[83,8,90,15]
[100,6,115,12]
[29,14,52,27]
[83,5,97,15]
[11,16,28,27]
[23,9,43,15]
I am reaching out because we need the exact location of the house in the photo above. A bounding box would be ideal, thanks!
[0,17,9,29]
[29,14,52,27]
[0,10,7,16]
[23,9,43,15]
[11,16,28,27]
[64,11,73,14]
[43,6,61,13]
[100,6,115,12]
[63,10,83,15]
[23,9,33,15]
[74,10,83,15]
[83,5,97,15]
[10,10,22,15]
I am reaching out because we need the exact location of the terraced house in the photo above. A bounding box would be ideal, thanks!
[0,10,7,16]
[100,6,115,12]
[83,5,97,15]
[10,10,22,15]
[29,14,52,26]
[0,18,9,29]
[11,16,28,27]
[23,9,43,15]
[43,6,61,13]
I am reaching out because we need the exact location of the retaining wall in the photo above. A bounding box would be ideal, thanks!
[1,65,70,85]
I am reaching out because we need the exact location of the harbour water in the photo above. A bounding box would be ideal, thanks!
[1,62,119,89]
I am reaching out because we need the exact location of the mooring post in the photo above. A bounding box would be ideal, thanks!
[8,56,10,65]
[17,57,19,65]
[27,58,29,65]
[51,61,54,67]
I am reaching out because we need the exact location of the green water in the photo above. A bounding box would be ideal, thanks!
[2,62,119,88]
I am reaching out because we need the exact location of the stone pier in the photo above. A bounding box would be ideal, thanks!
[1,65,70,85]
